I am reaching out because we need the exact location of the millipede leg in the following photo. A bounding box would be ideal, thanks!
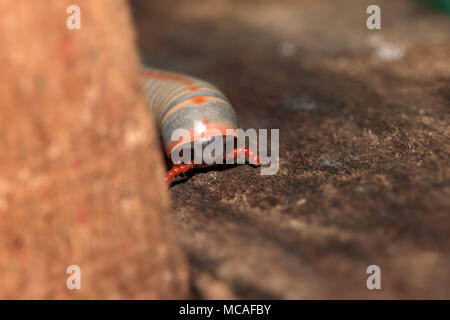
[224,147,260,166]
[165,163,195,186]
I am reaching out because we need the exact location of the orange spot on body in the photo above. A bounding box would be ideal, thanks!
[192,96,206,104]
[143,71,194,86]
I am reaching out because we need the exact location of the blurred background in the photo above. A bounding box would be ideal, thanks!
[130,0,450,298]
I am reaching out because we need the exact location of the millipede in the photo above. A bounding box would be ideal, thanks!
[141,67,260,185]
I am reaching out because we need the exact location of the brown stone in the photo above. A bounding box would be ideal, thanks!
[0,0,187,298]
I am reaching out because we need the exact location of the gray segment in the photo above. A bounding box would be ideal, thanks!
[159,90,230,123]
[160,101,239,155]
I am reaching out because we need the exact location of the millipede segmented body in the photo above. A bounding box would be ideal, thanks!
[141,67,260,185]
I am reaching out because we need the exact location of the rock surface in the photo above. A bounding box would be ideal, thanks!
[131,0,450,299]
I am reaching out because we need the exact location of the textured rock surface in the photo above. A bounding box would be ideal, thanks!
[131,0,450,299]
[0,0,187,298]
